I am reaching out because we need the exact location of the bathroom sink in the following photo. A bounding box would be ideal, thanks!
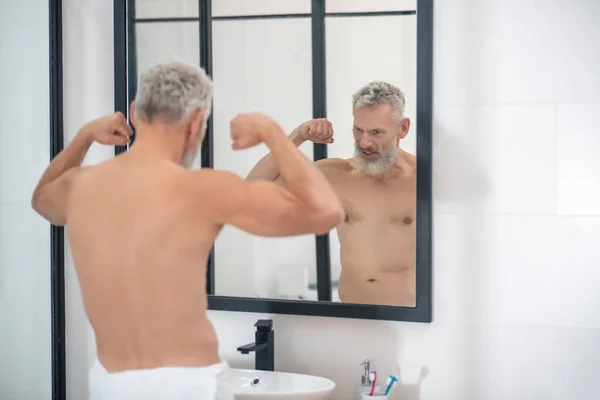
[227,368,336,399]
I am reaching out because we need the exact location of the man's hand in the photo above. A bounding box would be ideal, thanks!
[295,118,334,144]
[230,112,285,150]
[83,112,133,146]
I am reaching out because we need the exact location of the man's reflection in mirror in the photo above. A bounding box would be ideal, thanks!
[247,82,416,307]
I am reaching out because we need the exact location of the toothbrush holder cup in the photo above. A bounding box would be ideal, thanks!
[361,394,389,399]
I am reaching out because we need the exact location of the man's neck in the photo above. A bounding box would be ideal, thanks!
[393,148,416,176]
[372,168,401,182]
[129,126,185,163]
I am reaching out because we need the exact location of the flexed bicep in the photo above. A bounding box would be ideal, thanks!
[193,170,342,237]
[226,181,341,237]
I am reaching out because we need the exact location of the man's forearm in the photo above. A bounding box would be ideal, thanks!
[262,128,339,213]
[246,129,305,181]
[32,127,93,202]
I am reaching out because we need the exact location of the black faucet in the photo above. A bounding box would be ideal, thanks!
[236,319,275,371]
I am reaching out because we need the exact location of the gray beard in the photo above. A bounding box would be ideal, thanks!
[353,144,398,178]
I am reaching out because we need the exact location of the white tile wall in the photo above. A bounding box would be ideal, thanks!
[0,2,51,206]
[467,215,600,329]
[557,104,600,216]
[435,0,600,106]
[434,105,557,215]
[0,1,52,399]
[0,206,52,399]
[52,0,600,399]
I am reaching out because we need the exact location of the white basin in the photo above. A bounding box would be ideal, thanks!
[226,368,336,399]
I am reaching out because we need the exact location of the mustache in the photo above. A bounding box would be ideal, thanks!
[356,144,378,153]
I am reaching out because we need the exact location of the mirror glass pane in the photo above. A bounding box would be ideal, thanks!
[135,0,199,19]
[135,21,202,168]
[325,14,417,306]
[325,0,417,13]
[211,18,315,299]
[128,2,422,310]
[212,0,311,17]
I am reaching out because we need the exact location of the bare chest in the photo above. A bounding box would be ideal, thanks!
[332,175,416,231]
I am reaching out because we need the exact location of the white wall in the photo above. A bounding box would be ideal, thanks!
[0,1,53,398]
[62,0,600,399]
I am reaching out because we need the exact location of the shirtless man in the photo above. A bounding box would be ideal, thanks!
[247,81,416,307]
[31,61,342,400]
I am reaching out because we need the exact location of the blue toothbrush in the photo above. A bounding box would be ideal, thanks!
[384,375,398,396]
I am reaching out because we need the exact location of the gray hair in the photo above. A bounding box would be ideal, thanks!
[134,60,213,125]
[351,81,405,121]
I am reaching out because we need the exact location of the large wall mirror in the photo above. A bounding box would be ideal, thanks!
[113,0,432,322]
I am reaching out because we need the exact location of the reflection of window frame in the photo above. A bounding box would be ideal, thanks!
[113,0,433,323]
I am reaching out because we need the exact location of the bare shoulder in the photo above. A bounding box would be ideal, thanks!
[185,169,249,217]
[68,159,130,196]
[189,168,243,185]
[66,165,96,192]
[186,169,248,197]
[404,150,417,165]
[398,149,417,176]
[314,157,355,174]
[71,158,118,183]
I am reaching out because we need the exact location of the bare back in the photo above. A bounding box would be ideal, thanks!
[67,155,221,372]
[317,156,417,307]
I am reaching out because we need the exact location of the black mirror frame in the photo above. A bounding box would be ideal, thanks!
[113,0,433,323]
[49,0,67,398]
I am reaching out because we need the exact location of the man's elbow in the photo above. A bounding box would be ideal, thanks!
[312,205,344,235]
[31,192,66,226]
[31,199,51,223]
[31,190,43,215]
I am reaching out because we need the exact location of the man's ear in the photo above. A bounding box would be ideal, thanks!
[398,117,411,139]
[185,109,205,144]
[129,101,137,128]
[190,109,204,135]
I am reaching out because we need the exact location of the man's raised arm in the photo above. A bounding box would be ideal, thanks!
[245,118,333,183]
[31,112,132,226]
[198,113,343,236]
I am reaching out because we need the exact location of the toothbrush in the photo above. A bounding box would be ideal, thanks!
[384,375,399,396]
[369,371,377,396]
